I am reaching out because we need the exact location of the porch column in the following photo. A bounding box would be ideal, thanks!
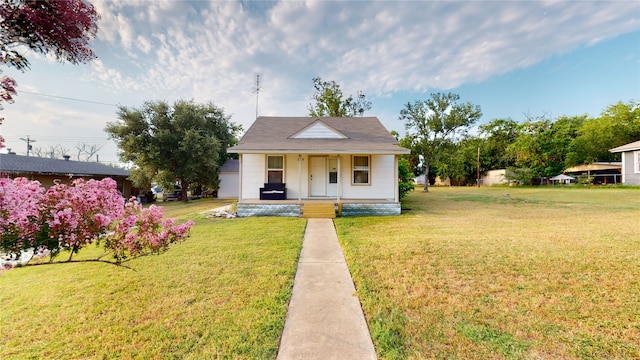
[238,154,243,203]
[394,155,399,202]
[337,155,341,204]
[298,154,302,203]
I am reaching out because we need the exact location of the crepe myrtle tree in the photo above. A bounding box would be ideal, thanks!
[0,0,99,147]
[0,177,194,270]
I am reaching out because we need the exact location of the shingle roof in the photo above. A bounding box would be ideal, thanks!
[228,116,410,154]
[609,140,640,153]
[0,153,129,177]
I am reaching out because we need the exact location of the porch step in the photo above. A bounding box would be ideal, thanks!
[302,203,336,218]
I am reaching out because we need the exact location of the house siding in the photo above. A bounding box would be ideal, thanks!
[218,172,239,199]
[622,151,640,185]
[239,153,397,200]
[341,154,396,200]
[240,154,266,200]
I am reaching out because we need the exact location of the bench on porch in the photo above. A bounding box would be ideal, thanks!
[260,183,287,200]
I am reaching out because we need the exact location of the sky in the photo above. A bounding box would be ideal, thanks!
[1,0,639,166]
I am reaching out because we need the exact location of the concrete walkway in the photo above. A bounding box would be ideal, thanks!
[277,218,377,360]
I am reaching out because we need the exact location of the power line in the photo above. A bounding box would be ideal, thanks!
[18,90,118,107]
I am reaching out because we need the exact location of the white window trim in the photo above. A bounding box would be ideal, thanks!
[266,155,285,183]
[351,155,371,186]
[634,151,640,173]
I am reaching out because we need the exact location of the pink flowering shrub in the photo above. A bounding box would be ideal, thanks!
[102,199,194,263]
[0,177,46,251]
[0,177,194,269]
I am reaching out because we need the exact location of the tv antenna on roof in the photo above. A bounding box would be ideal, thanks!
[252,74,262,119]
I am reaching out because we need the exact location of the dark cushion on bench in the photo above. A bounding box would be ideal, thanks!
[260,183,287,200]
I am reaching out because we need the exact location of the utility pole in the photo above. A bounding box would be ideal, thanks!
[20,135,36,156]
[477,146,480,188]
[252,74,262,119]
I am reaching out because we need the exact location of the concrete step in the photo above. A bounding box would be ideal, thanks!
[302,203,335,218]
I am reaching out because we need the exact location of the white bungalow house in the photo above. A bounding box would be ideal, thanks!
[609,140,640,185]
[227,116,410,217]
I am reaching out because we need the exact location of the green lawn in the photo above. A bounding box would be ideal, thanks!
[3,188,639,359]
[0,198,306,359]
[336,186,640,359]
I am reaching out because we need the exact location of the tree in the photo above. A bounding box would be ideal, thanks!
[478,118,520,170]
[507,115,585,183]
[105,100,240,201]
[398,158,415,200]
[567,100,640,165]
[0,177,193,269]
[75,142,103,161]
[32,144,69,159]
[31,142,102,161]
[308,77,372,117]
[0,0,99,147]
[399,92,482,192]
[434,136,484,186]
[392,130,424,177]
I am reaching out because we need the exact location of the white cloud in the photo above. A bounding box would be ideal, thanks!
[73,0,640,130]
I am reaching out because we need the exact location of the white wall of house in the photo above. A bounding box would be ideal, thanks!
[340,154,396,200]
[217,172,239,199]
[621,151,640,185]
[482,169,513,186]
[239,154,265,200]
[239,153,398,200]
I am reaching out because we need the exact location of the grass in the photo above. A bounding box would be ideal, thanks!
[0,198,306,359]
[335,186,640,359]
[3,188,639,358]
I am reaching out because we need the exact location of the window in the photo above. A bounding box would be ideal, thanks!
[635,151,640,173]
[352,155,370,184]
[267,155,284,183]
[329,158,338,184]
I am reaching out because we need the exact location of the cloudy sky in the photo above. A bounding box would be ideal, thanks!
[1,0,639,165]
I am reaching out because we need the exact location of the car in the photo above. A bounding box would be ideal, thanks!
[162,190,182,202]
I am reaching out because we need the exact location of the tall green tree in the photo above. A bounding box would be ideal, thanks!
[105,100,240,201]
[478,118,520,170]
[506,115,585,183]
[399,92,482,192]
[435,136,486,186]
[567,100,640,165]
[308,77,372,117]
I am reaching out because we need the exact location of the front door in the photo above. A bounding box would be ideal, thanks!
[310,157,326,197]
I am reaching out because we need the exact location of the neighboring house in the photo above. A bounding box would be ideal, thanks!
[564,162,622,184]
[482,169,514,186]
[0,153,132,197]
[609,140,640,185]
[433,176,450,186]
[217,159,239,199]
[227,116,410,217]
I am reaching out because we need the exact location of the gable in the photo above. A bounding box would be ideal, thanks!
[290,120,348,139]
[228,116,411,155]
